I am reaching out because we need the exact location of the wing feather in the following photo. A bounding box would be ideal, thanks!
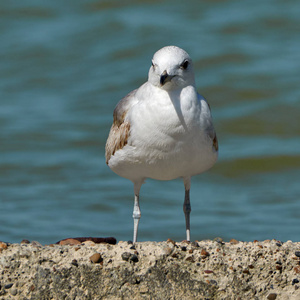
[105,89,137,164]
[200,94,218,152]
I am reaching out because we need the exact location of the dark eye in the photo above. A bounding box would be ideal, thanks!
[151,61,155,68]
[181,60,189,70]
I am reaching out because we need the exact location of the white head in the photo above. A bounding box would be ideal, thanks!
[148,46,195,91]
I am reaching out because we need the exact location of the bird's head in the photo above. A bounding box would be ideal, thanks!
[148,46,195,91]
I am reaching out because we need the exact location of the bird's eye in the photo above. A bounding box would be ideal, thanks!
[181,60,189,70]
[151,61,155,68]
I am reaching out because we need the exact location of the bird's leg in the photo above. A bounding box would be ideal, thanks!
[183,177,191,242]
[132,193,141,243]
[132,182,142,243]
[183,189,191,241]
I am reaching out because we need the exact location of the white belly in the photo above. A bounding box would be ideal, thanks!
[109,136,217,182]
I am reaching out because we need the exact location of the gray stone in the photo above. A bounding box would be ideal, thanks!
[0,240,299,299]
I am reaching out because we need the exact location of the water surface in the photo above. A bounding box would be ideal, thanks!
[0,0,299,244]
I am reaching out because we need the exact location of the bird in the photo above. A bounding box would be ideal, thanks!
[105,46,218,243]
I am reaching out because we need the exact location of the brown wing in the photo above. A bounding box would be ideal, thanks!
[212,133,218,152]
[201,94,218,152]
[105,90,137,164]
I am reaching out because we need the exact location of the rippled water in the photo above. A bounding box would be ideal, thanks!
[1,0,300,244]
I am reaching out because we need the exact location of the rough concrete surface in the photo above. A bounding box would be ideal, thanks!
[0,238,300,299]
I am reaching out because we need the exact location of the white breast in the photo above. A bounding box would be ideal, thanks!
[108,83,217,182]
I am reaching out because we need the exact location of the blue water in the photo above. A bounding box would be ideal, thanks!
[1,0,300,244]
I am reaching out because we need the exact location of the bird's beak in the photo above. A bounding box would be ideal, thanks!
[160,70,174,86]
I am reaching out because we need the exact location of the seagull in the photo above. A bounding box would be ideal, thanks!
[105,46,218,243]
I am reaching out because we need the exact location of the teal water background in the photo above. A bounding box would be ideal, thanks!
[1,0,300,244]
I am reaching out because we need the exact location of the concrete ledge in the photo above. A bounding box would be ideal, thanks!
[0,239,300,299]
